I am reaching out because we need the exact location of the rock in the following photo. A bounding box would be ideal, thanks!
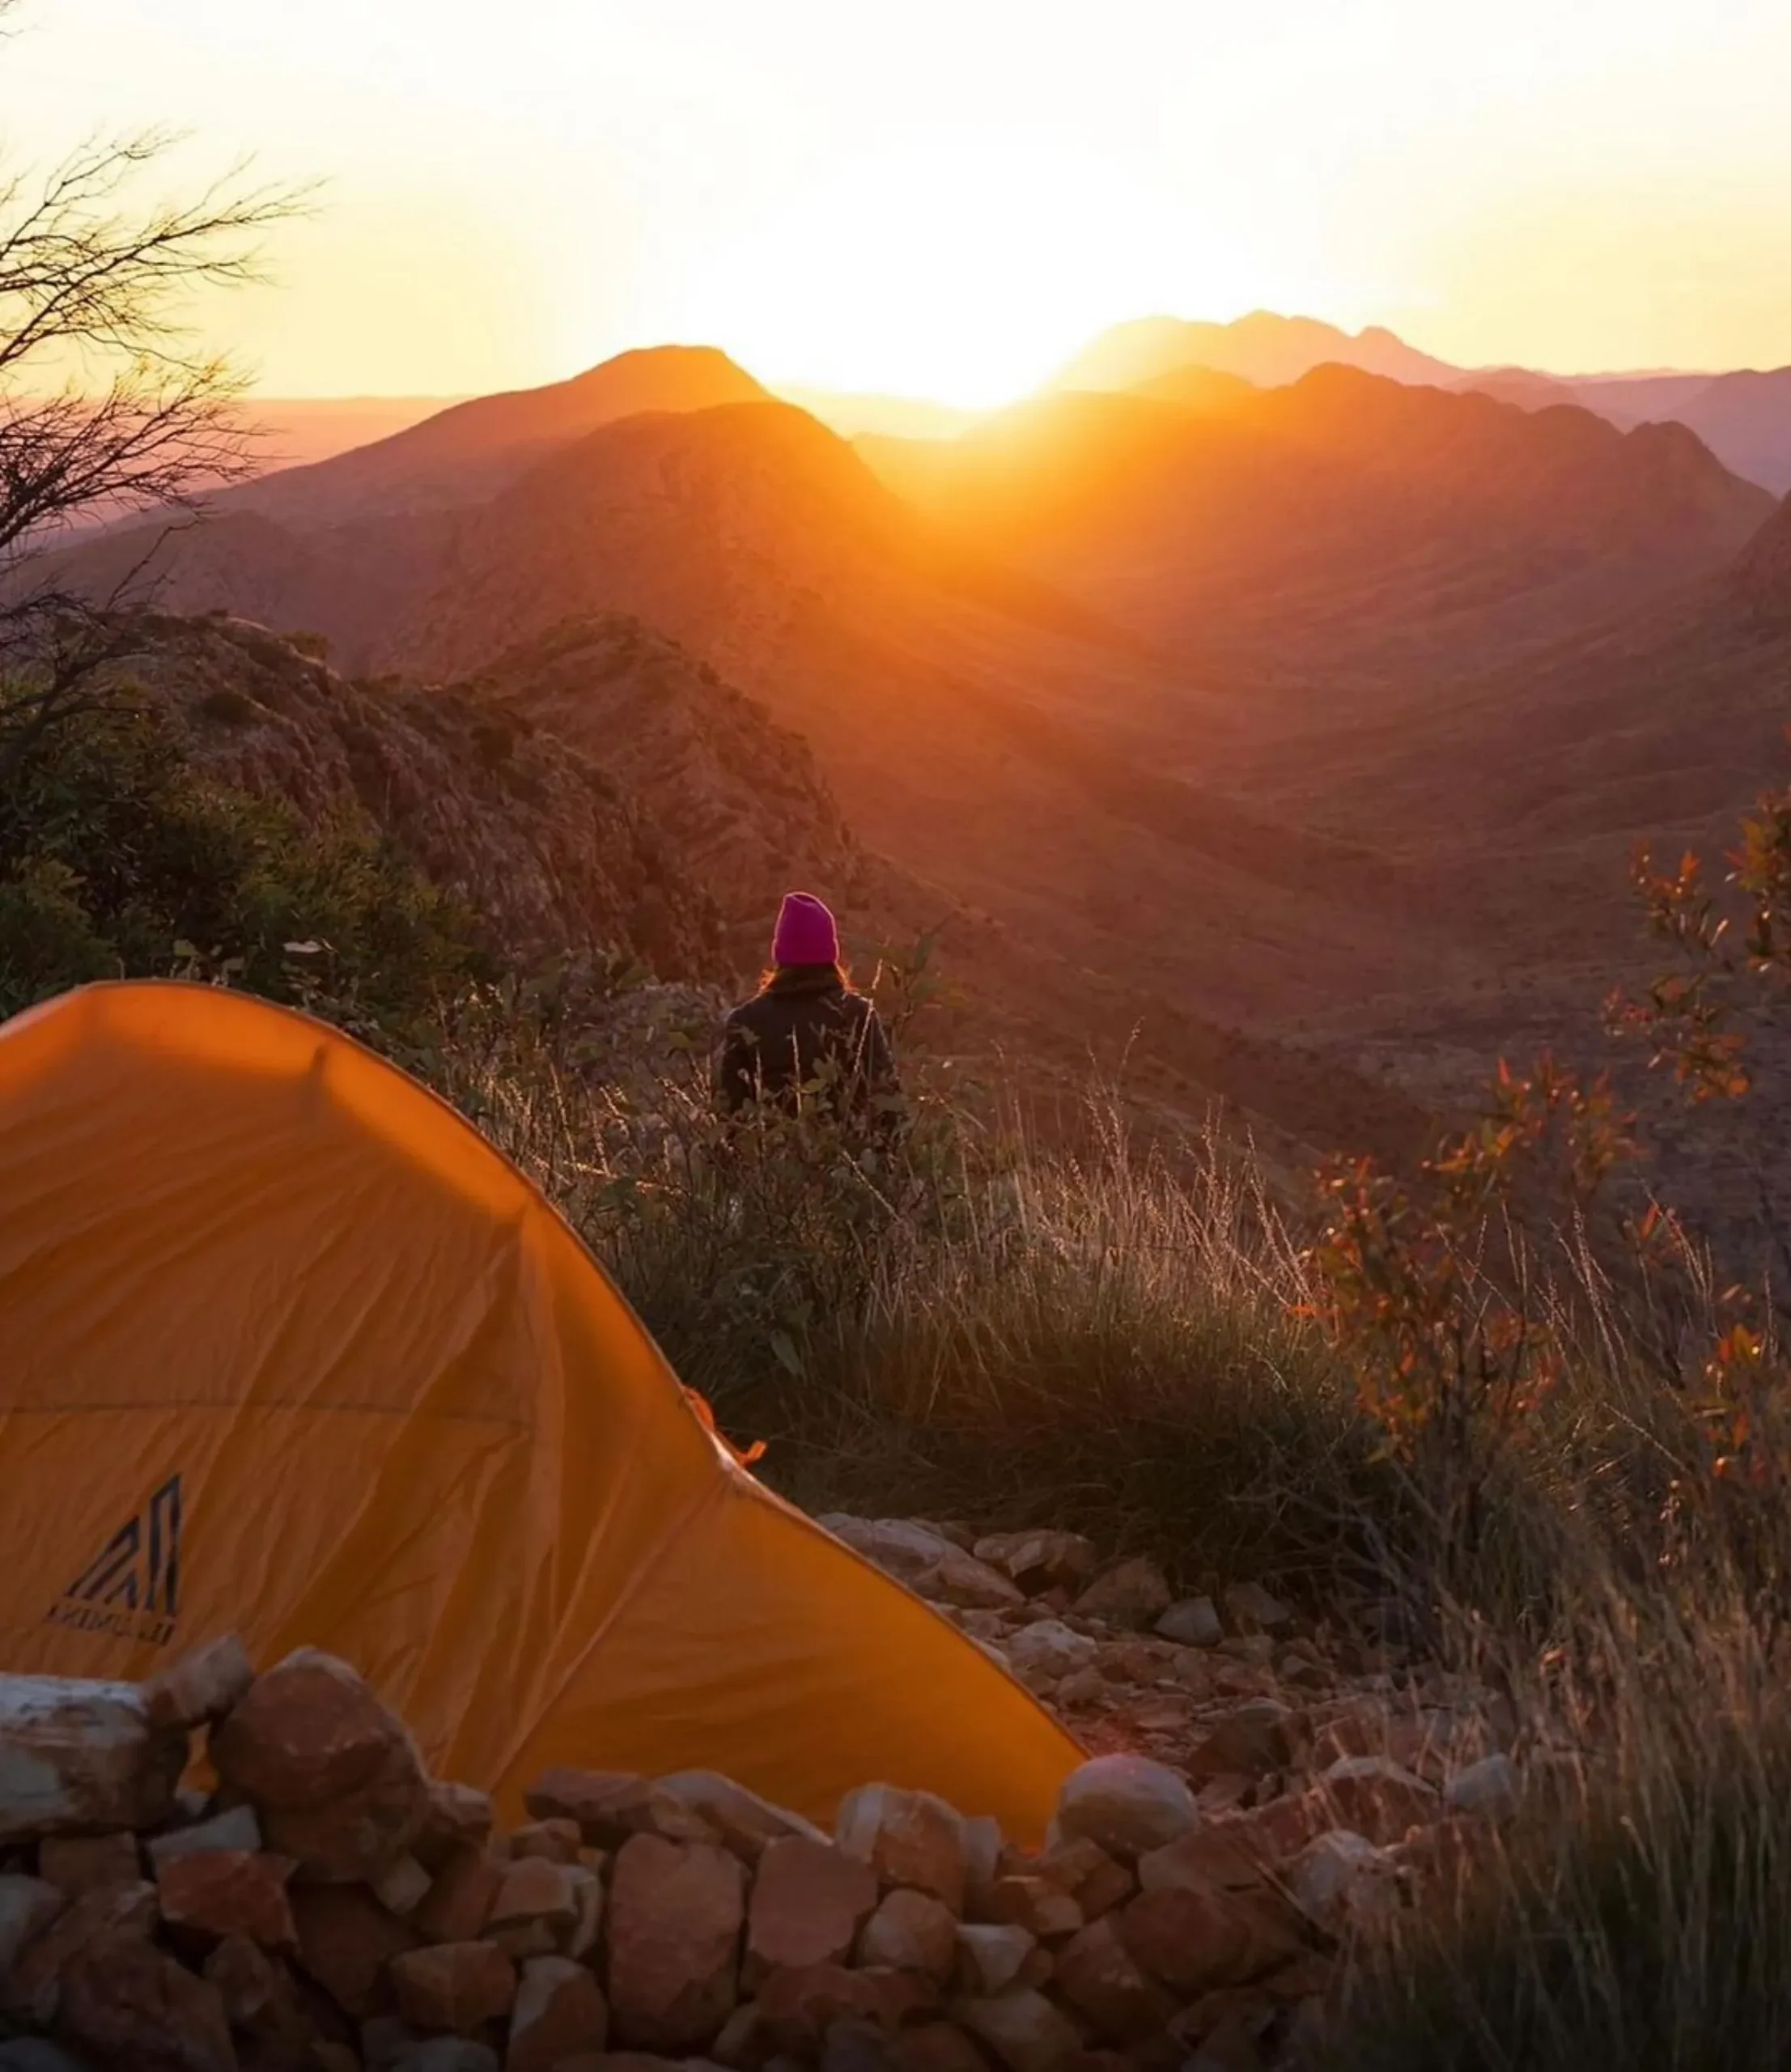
[211,1649,429,1881]
[1187,1702,1297,1781]
[957,1988,1082,2072]
[391,1942,516,2034]
[146,1803,262,1867]
[506,1954,608,2071]
[1314,1756,1441,1845]
[1072,1560,1173,1631]
[487,1855,582,1936]
[970,1531,1100,1594]
[751,1961,928,2054]
[522,1771,710,1849]
[1033,1836,1135,1921]
[9,1881,159,2016]
[929,1547,1027,1612]
[508,1819,583,1864]
[1286,1829,1399,1935]
[822,2017,898,2072]
[394,2044,501,2072]
[0,2041,101,2070]
[1155,1597,1224,1647]
[892,2023,991,2072]
[1221,1583,1292,1633]
[1054,1756,1199,1860]
[985,1875,1080,1941]
[1120,1882,1304,1993]
[1445,1752,1521,1821]
[375,1851,435,1916]
[142,1635,255,1731]
[814,1517,958,1589]
[953,1922,1036,1994]
[566,1864,605,1959]
[656,1773,828,1861]
[291,1882,417,2019]
[0,1873,65,1973]
[36,1833,140,1897]
[414,1845,503,1944]
[855,1888,957,1985]
[415,1782,494,1870]
[0,1676,186,1842]
[203,1930,298,2030]
[1053,1914,1176,2042]
[158,1848,297,1948]
[606,1833,745,2052]
[1004,1622,1097,1688]
[57,1930,235,2072]
[835,1785,967,1911]
[745,1835,879,1985]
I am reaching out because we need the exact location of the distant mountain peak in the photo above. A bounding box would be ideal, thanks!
[1053,311,1462,397]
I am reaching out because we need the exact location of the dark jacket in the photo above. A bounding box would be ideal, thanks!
[714,966,900,1128]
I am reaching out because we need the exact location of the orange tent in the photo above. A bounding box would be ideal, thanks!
[0,982,1080,1836]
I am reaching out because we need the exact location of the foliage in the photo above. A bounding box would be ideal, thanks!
[0,682,480,1042]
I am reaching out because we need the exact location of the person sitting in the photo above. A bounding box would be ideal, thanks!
[714,892,901,1134]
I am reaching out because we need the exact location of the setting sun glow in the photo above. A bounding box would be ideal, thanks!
[8,0,1791,401]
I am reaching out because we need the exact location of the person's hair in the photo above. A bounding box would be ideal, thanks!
[757,959,853,995]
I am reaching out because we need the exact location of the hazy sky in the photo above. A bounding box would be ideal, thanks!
[9,0,1791,402]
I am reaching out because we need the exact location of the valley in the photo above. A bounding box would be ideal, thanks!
[38,316,1791,1242]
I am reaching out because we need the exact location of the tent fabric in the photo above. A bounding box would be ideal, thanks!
[0,982,1081,1837]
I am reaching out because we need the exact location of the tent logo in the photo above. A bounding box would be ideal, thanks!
[45,1475,183,1648]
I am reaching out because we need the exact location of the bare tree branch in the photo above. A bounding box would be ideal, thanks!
[0,115,309,772]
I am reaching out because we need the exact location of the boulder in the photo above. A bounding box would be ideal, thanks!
[9,1881,159,2016]
[291,1882,417,2018]
[745,1835,878,1984]
[0,1675,186,1842]
[203,1930,300,2031]
[605,1833,745,2052]
[814,1518,957,1589]
[1052,1915,1176,2042]
[1120,1881,1304,1993]
[1155,1598,1223,1648]
[507,1819,582,1865]
[1186,1701,1297,1781]
[953,1922,1037,1995]
[36,1833,140,1897]
[1314,1756,1441,1845]
[1004,1622,1097,1688]
[957,1988,1082,2072]
[142,1635,255,1731]
[414,1845,503,1944]
[375,1852,435,1917]
[158,1848,297,1949]
[1222,1582,1293,1633]
[835,1785,967,1911]
[486,1856,581,1937]
[1286,1829,1399,1936]
[390,1942,516,2034]
[855,1888,957,1985]
[522,1771,710,1849]
[970,1531,1100,1594]
[892,2023,991,2072]
[211,1650,428,1880]
[1054,1756,1199,1860]
[56,1932,235,2072]
[1445,1753,1520,1821]
[655,1771,827,1860]
[415,1781,494,1870]
[0,1873,65,1974]
[146,1803,262,1867]
[1072,1560,1173,1631]
[1033,1836,1135,1921]
[506,1954,608,2071]
[986,1875,1081,1941]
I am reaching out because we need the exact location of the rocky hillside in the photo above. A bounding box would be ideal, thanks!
[113,612,859,983]
[1732,495,1791,626]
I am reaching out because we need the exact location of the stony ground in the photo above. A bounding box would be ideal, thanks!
[0,1526,1537,2072]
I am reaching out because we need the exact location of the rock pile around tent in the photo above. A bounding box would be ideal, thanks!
[0,1535,1529,2072]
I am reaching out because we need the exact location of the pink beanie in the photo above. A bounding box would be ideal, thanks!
[771,890,840,966]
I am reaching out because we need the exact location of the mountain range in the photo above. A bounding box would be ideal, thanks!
[39,321,1791,1236]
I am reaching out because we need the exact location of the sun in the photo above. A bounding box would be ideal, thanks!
[680,139,1201,409]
